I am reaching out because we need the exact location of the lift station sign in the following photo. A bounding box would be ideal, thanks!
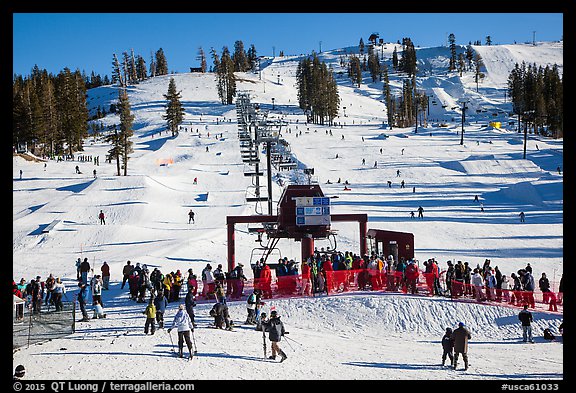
[294,197,331,226]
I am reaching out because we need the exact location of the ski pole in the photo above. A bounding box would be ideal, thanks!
[168,330,175,353]
[284,335,303,346]
[191,329,198,354]
[262,329,267,358]
[283,336,295,352]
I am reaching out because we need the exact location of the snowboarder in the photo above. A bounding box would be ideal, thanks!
[452,322,471,370]
[188,209,195,224]
[193,177,197,185]
[168,304,195,358]
[480,203,484,212]
[519,304,534,343]
[417,206,424,218]
[441,327,455,366]
[75,165,80,174]
[93,169,97,178]
[143,298,156,334]
[519,211,525,222]
[474,195,479,202]
[262,310,288,362]
[98,210,106,225]
[396,169,400,177]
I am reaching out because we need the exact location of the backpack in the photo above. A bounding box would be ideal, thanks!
[543,328,555,340]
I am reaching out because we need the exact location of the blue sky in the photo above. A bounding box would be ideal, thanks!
[13,13,563,78]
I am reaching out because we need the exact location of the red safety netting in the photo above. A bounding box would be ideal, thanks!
[194,269,563,315]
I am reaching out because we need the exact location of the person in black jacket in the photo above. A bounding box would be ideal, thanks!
[518,304,534,343]
[441,327,455,366]
[210,302,232,330]
[262,310,288,362]
[184,287,197,327]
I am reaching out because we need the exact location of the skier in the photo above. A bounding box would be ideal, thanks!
[245,290,259,324]
[93,169,97,178]
[518,304,534,343]
[417,206,424,218]
[101,262,110,290]
[143,298,156,334]
[98,210,106,225]
[452,322,471,370]
[52,277,66,312]
[75,257,82,280]
[201,264,215,299]
[441,327,455,367]
[79,258,91,285]
[188,209,195,224]
[262,310,288,362]
[185,286,197,327]
[153,288,168,328]
[519,211,525,223]
[121,261,132,289]
[230,263,247,299]
[209,301,233,330]
[77,281,91,322]
[168,304,195,358]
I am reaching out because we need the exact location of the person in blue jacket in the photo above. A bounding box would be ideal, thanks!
[153,289,169,328]
[77,281,91,322]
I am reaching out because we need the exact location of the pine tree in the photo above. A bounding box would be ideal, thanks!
[247,44,258,72]
[155,48,168,76]
[197,47,207,73]
[232,40,249,72]
[367,45,380,82]
[112,53,125,87]
[382,64,393,128]
[465,44,474,71]
[136,55,147,81]
[473,53,485,92]
[117,88,134,176]
[163,77,185,136]
[448,33,457,71]
[348,55,362,87]
[392,47,398,71]
[215,46,236,105]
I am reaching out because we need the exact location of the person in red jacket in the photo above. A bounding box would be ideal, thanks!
[322,257,334,295]
[301,259,312,296]
[405,261,420,294]
[259,261,273,299]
